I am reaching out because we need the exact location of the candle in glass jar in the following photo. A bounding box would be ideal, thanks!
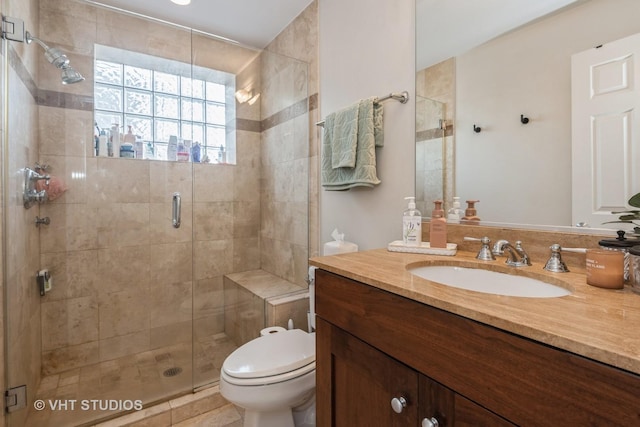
[586,249,624,289]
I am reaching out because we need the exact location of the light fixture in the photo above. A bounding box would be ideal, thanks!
[235,89,253,104]
[235,88,260,105]
[171,0,191,5]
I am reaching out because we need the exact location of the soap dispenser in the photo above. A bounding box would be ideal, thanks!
[447,196,461,224]
[402,196,422,246]
[462,200,481,223]
[429,200,447,248]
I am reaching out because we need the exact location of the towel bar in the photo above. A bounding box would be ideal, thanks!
[316,90,409,127]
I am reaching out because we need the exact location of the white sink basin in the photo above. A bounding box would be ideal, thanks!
[409,265,571,298]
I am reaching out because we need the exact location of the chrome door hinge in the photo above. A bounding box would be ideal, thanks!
[5,385,26,413]
[1,16,25,42]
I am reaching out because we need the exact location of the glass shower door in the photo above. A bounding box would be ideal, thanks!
[415,95,449,214]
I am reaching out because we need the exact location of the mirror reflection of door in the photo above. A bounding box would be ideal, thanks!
[571,31,640,228]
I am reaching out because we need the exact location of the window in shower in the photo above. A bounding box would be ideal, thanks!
[94,44,236,163]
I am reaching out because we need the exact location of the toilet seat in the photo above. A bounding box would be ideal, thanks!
[221,361,316,386]
[222,329,315,386]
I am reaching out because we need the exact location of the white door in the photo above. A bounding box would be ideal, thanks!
[571,32,640,229]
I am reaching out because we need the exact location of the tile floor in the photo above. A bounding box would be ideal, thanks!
[25,335,238,427]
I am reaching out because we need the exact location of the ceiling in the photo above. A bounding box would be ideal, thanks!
[88,0,580,66]
[88,0,314,49]
[416,0,581,69]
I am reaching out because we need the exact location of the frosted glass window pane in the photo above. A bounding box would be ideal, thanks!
[95,112,123,133]
[182,122,204,144]
[182,99,204,122]
[192,79,205,99]
[155,72,179,94]
[155,94,179,118]
[125,88,152,115]
[155,119,179,143]
[206,126,225,148]
[181,77,192,97]
[95,60,122,85]
[193,124,204,145]
[184,79,193,97]
[125,115,152,141]
[206,82,225,102]
[182,122,193,140]
[124,66,152,90]
[206,102,225,125]
[95,84,123,111]
[181,99,192,121]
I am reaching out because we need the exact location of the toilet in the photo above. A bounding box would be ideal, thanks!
[220,272,317,427]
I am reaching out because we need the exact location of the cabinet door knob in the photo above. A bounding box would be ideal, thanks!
[390,396,407,413]
[422,417,440,427]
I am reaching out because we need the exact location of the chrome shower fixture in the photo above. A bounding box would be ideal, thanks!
[25,31,85,85]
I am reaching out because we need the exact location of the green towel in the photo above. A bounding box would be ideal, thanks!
[322,97,384,190]
[328,102,360,169]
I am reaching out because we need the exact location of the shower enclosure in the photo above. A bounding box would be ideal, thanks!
[2,1,310,426]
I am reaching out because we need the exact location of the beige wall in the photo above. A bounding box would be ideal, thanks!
[319,0,416,251]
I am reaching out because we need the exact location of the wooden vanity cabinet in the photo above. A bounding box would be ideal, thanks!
[315,269,640,427]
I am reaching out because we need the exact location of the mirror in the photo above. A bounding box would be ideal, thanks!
[416,0,640,229]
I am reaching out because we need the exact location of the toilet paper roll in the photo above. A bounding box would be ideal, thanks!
[260,326,286,336]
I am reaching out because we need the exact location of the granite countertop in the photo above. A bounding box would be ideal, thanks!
[310,248,640,376]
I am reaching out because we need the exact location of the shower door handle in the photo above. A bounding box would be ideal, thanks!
[172,192,181,228]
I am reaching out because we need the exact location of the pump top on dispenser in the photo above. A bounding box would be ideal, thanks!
[403,196,422,246]
[462,199,481,222]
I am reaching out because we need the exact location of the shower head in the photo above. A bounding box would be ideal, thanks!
[25,31,85,84]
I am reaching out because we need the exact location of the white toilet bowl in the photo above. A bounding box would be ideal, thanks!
[220,329,316,427]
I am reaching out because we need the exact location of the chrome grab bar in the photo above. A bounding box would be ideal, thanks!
[172,192,181,228]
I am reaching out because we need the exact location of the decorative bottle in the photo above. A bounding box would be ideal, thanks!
[403,196,422,246]
[429,200,448,248]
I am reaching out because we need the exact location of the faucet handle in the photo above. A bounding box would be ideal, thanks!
[464,236,496,261]
[544,244,570,273]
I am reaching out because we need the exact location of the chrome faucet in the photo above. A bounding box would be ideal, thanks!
[23,167,50,209]
[492,240,531,267]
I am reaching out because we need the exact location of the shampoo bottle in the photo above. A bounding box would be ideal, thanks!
[98,130,109,157]
[402,196,422,246]
[110,123,121,157]
[429,200,448,248]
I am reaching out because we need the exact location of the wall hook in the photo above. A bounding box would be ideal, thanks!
[520,114,530,124]
[473,124,482,133]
